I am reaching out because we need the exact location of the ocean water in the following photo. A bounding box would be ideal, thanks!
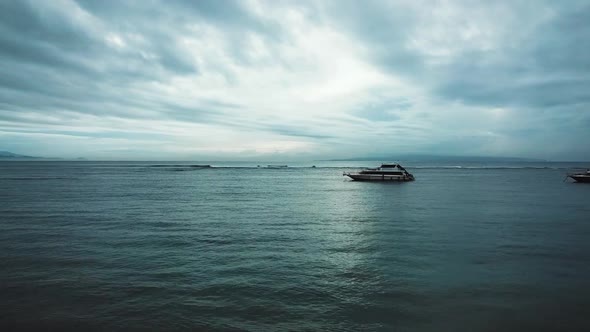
[1,161,589,331]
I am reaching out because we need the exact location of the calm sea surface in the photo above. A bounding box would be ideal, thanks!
[1,161,590,331]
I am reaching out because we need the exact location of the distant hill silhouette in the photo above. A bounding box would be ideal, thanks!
[0,151,39,159]
[326,154,546,162]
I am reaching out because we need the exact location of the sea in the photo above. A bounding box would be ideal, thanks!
[1,161,589,331]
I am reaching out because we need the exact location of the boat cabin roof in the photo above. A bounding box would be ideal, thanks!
[380,164,400,168]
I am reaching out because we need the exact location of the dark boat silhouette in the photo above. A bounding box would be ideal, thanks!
[344,163,415,181]
[267,165,288,169]
[568,169,590,183]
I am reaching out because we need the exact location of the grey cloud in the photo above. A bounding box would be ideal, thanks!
[0,0,285,129]
[529,4,590,73]
[172,0,275,34]
[432,3,590,109]
[74,0,271,33]
[327,0,590,111]
[0,0,93,50]
[323,0,422,75]
[0,0,199,82]
[353,98,411,122]
[436,75,590,109]
[0,1,228,130]
[74,0,284,67]
[265,124,335,139]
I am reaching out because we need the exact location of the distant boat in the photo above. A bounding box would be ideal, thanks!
[568,169,590,183]
[150,164,211,168]
[267,165,288,169]
[344,163,415,181]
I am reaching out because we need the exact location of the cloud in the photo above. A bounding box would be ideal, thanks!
[0,0,589,160]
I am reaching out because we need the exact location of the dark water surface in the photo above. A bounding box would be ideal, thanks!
[1,161,590,331]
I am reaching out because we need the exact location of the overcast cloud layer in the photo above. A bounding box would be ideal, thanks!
[1,0,589,160]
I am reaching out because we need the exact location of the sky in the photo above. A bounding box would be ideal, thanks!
[1,0,589,161]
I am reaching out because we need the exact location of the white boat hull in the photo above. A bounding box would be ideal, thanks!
[345,173,414,181]
[569,174,590,183]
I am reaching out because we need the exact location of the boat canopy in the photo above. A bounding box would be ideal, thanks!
[379,163,410,173]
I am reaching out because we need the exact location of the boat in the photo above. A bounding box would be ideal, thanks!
[568,169,590,183]
[267,165,288,169]
[344,163,415,181]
